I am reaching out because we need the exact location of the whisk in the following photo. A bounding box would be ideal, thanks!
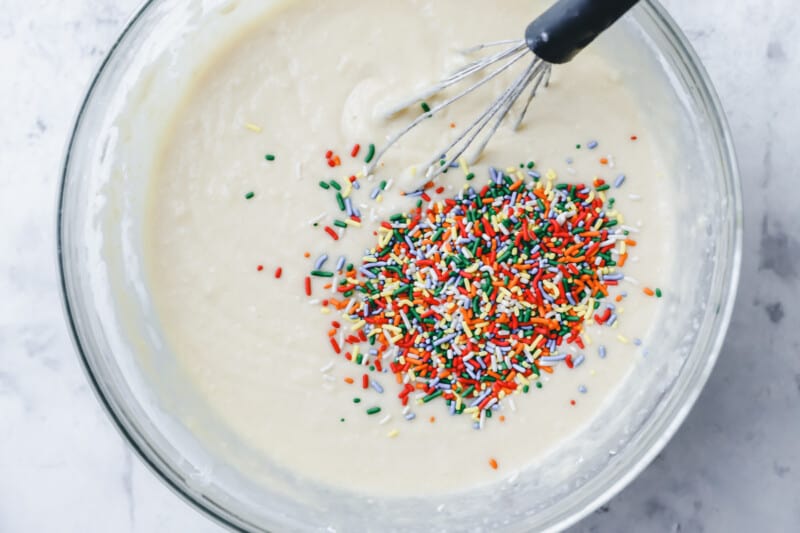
[367,0,639,184]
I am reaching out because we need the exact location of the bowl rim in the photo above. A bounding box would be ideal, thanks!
[57,0,743,531]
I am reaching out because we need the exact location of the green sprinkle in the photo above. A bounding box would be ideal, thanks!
[329,180,342,191]
[264,154,276,161]
[365,143,376,164]
[310,270,334,278]
[333,220,348,228]
[421,102,431,113]
[466,172,475,181]
[596,184,611,192]
[655,288,663,298]
[422,390,443,403]
[353,398,361,404]
[535,381,543,389]
[319,181,330,190]
[244,192,255,200]
[336,192,346,211]
[366,406,381,415]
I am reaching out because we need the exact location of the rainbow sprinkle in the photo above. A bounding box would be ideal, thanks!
[316,164,634,426]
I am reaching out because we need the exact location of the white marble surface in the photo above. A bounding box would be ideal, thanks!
[1,0,798,531]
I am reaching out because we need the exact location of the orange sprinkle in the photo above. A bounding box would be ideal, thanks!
[643,287,655,297]
[304,252,311,258]
[344,377,354,384]
[499,415,506,422]
[615,294,624,302]
[429,416,436,423]
[489,458,498,470]
[630,135,638,141]
[450,122,456,128]
[599,157,609,165]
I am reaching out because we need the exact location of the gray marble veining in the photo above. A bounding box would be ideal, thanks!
[1,0,797,531]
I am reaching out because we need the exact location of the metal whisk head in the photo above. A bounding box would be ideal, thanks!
[365,0,642,187]
[366,40,552,185]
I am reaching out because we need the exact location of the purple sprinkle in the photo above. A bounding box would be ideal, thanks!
[599,345,607,358]
[573,354,585,367]
[587,140,598,150]
[405,412,416,421]
[314,254,328,270]
[633,338,642,346]
[371,380,384,394]
[578,385,588,394]
[614,174,626,188]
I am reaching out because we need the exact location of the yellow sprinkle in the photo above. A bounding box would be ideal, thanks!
[387,429,399,438]
[244,123,262,132]
[345,219,361,227]
[546,169,557,181]
[617,335,629,344]
[320,307,331,314]
[351,320,366,331]
[459,157,470,175]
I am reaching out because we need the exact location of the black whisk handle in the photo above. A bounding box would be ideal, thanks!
[525,0,639,64]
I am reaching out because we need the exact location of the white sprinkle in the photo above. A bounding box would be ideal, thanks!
[378,414,392,425]
[308,212,327,225]
[320,361,334,373]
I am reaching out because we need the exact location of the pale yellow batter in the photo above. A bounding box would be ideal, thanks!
[145,0,675,495]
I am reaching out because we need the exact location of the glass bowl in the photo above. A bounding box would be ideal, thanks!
[58,0,741,531]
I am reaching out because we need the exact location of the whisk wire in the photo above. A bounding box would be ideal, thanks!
[368,43,530,174]
[366,39,553,187]
[420,58,542,180]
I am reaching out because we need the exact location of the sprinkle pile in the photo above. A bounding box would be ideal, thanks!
[317,165,637,427]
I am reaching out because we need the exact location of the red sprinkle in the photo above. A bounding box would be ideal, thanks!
[324,226,340,240]
[351,144,361,157]
[257,265,264,272]
[305,276,312,296]
[274,267,282,278]
[362,374,369,389]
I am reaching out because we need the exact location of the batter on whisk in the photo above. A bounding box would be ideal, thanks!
[145,0,675,494]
